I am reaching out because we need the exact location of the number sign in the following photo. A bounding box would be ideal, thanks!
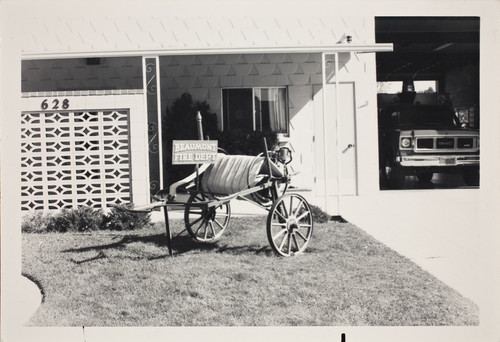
[41,98,70,110]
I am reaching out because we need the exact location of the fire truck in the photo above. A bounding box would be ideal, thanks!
[377,81,480,188]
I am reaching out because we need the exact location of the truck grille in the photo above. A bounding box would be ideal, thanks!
[415,136,477,152]
[417,138,433,149]
[436,138,454,149]
[457,138,474,148]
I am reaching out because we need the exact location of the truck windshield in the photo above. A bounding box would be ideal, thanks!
[383,106,458,127]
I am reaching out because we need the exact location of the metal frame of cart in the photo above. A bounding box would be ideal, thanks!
[127,114,314,257]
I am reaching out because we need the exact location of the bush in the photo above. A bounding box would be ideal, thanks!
[21,205,151,233]
[162,93,219,186]
[163,93,218,142]
[309,204,331,223]
[213,129,279,156]
[102,204,151,231]
[47,206,103,233]
[21,211,53,233]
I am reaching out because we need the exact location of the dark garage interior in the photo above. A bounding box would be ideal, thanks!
[375,17,480,190]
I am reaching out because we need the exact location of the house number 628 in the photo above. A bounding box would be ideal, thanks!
[41,99,70,110]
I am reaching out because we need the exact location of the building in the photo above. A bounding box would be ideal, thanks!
[15,6,395,215]
[0,1,497,221]
[2,0,500,340]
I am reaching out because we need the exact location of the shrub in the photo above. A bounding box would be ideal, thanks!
[163,93,218,142]
[47,206,103,233]
[213,129,279,156]
[21,211,53,233]
[21,205,152,233]
[162,93,219,186]
[102,204,151,231]
[309,204,331,223]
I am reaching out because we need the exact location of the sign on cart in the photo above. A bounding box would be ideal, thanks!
[172,140,218,165]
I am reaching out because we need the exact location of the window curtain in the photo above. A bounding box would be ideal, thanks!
[268,88,287,133]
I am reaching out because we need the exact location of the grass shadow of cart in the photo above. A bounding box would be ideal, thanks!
[62,225,275,264]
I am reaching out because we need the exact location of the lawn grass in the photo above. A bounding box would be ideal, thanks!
[22,216,479,326]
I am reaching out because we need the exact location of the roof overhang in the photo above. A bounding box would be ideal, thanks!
[22,44,393,60]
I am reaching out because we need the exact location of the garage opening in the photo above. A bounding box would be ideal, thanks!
[375,17,480,190]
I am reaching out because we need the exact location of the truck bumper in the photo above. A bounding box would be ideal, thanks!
[397,155,479,167]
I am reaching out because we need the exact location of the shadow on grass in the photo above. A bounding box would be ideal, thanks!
[214,244,274,257]
[62,231,275,262]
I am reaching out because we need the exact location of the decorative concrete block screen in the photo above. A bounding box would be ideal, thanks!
[21,110,131,211]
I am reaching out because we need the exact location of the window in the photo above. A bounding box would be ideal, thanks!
[377,80,437,93]
[222,87,288,133]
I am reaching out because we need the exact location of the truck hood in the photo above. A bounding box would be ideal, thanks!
[398,128,479,137]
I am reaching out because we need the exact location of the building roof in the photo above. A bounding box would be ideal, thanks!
[11,1,378,58]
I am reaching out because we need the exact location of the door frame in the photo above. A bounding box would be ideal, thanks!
[321,52,359,214]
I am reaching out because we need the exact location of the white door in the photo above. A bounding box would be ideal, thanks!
[327,82,358,196]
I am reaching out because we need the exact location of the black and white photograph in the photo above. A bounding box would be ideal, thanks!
[1,0,499,341]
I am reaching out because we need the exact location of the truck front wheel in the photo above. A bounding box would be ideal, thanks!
[462,169,479,186]
[383,159,406,189]
[417,172,433,183]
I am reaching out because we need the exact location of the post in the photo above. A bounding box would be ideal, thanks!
[143,56,163,197]
[196,111,203,141]
[263,138,273,179]
[163,206,173,256]
[195,111,203,191]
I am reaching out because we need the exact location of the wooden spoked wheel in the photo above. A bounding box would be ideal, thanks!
[266,193,313,257]
[184,192,231,243]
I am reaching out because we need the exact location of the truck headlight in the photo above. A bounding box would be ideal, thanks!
[401,137,412,148]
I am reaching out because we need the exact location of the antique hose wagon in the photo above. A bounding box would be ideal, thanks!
[128,115,314,257]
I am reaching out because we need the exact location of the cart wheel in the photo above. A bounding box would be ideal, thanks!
[266,193,313,257]
[184,192,231,243]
